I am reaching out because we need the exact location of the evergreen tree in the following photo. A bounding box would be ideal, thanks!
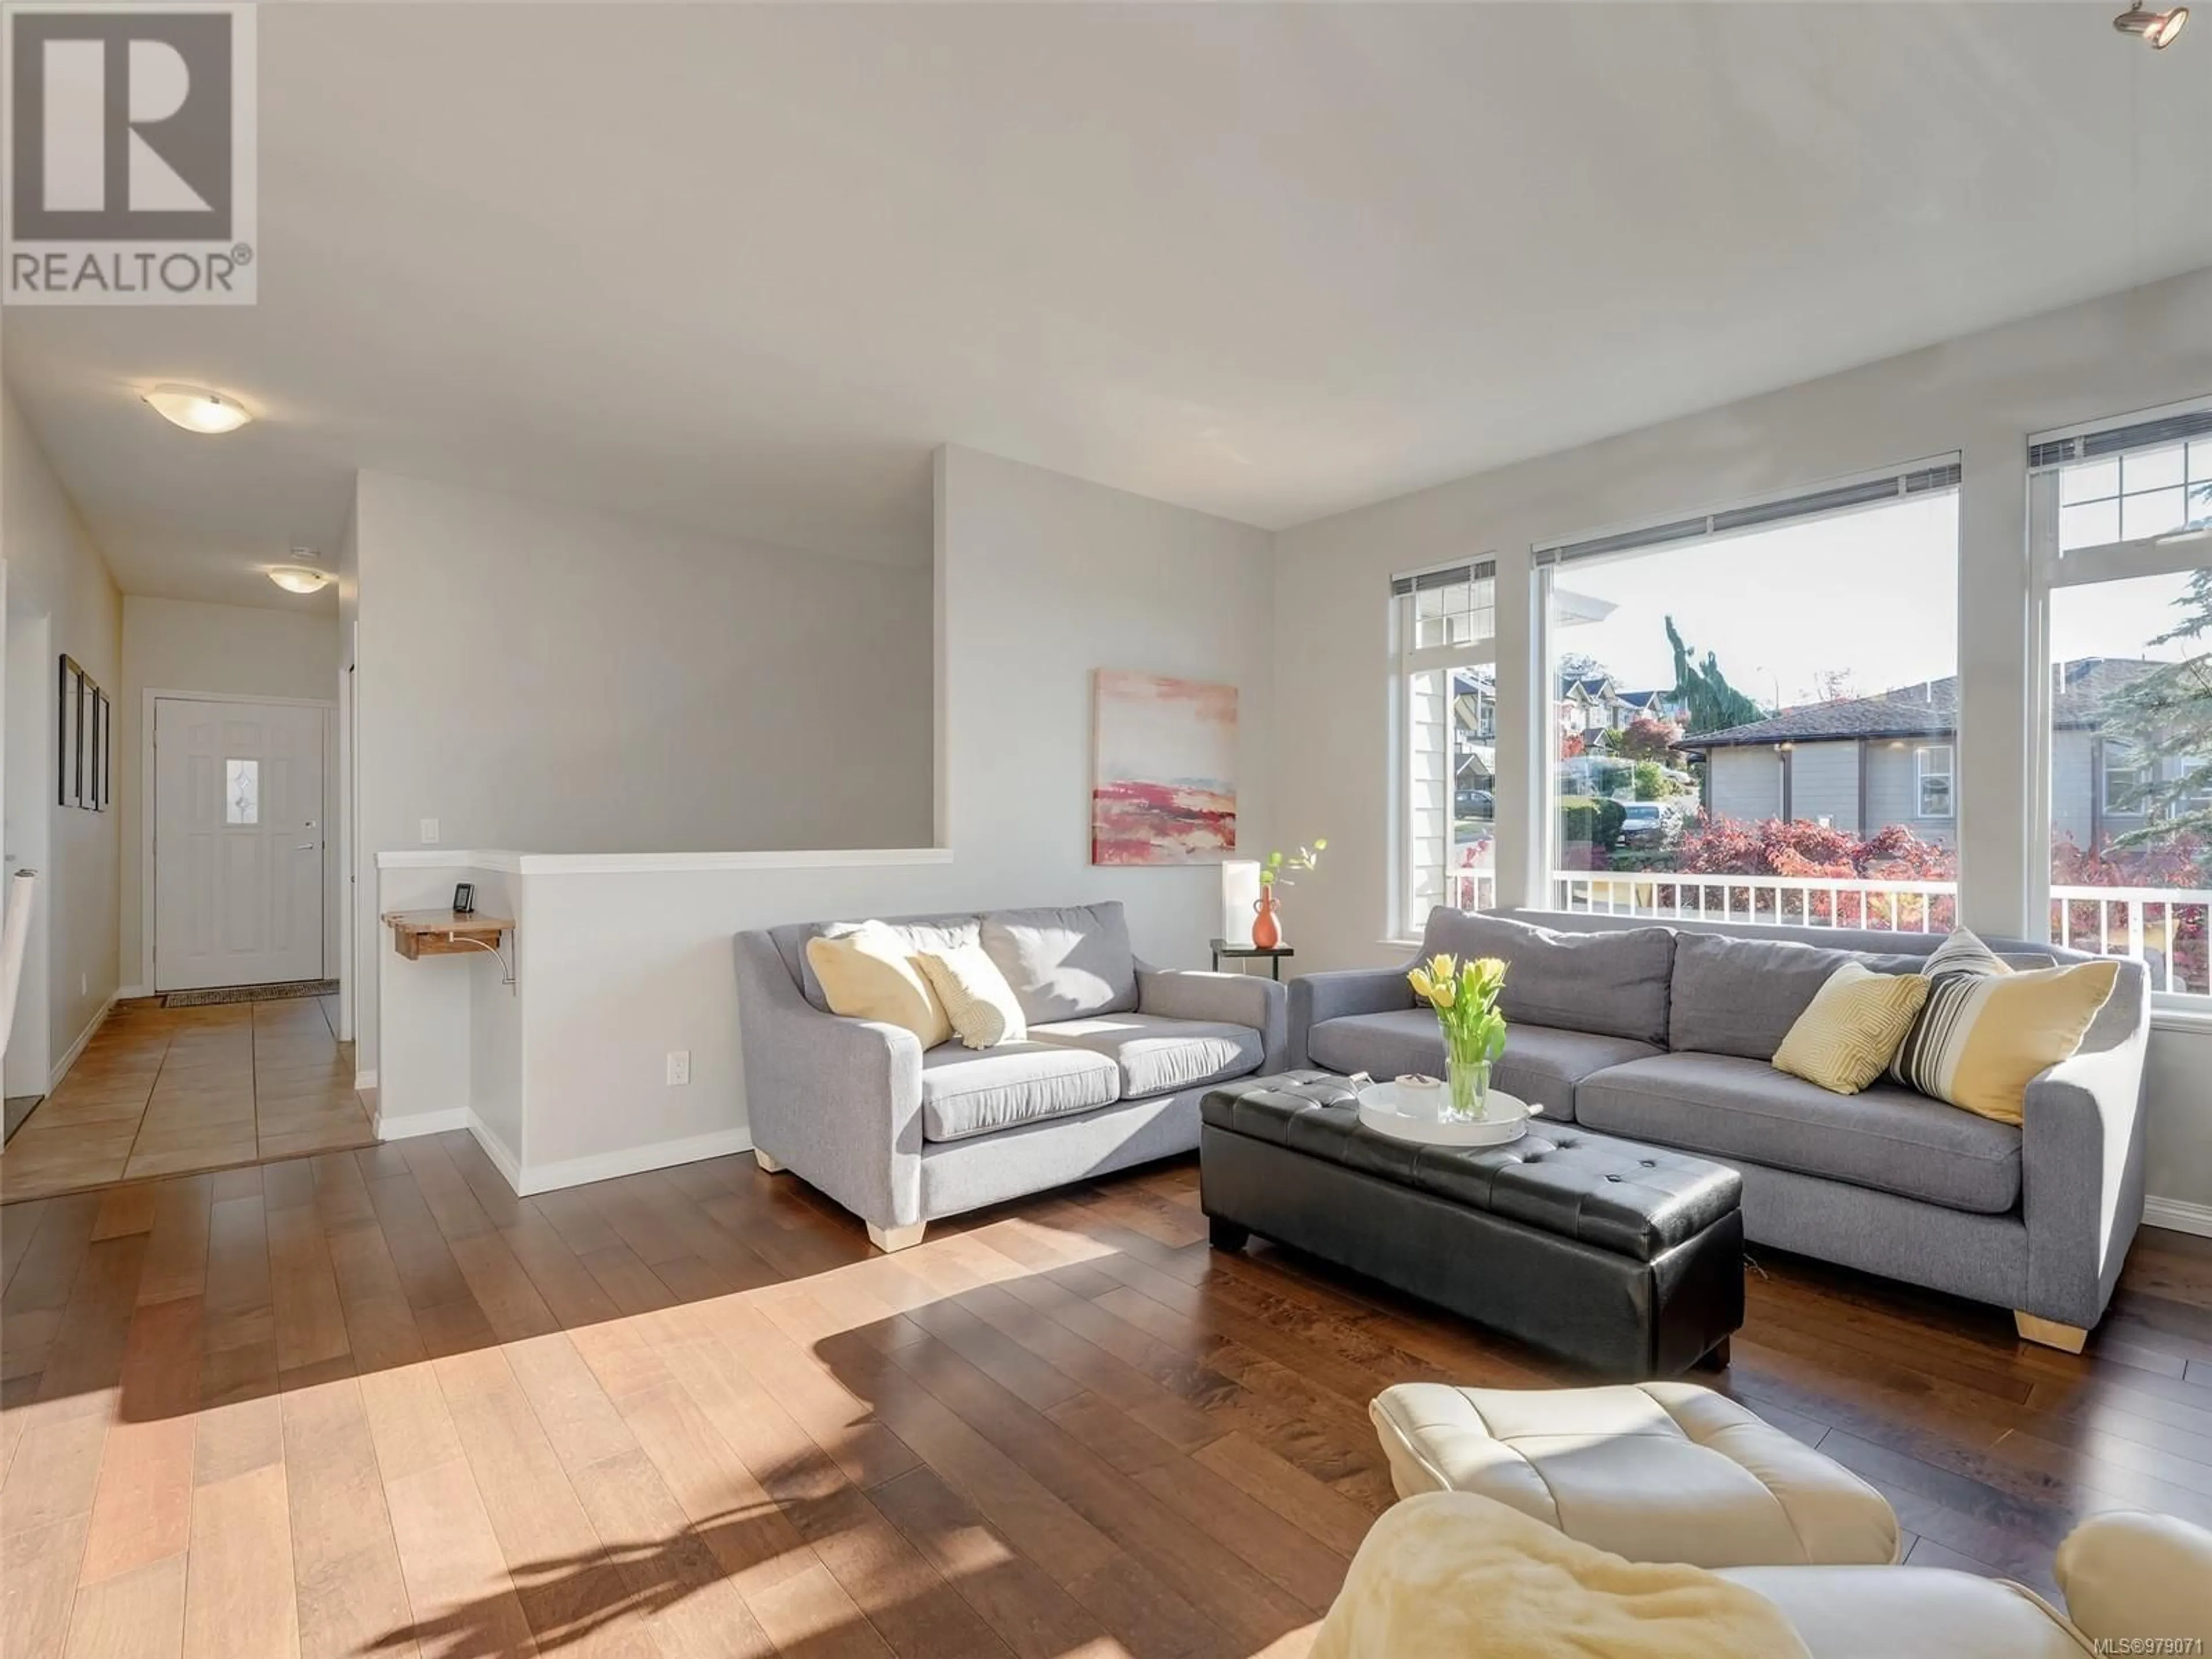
[1665,616,1766,735]
[2105,567,2212,850]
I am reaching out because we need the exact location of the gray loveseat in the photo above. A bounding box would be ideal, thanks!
[1291,907,2151,1349]
[735,900,1286,1250]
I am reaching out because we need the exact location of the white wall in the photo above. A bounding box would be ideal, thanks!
[373,444,1279,1184]
[1273,264,2212,1215]
[350,470,937,1074]
[118,595,341,990]
[2,385,123,1086]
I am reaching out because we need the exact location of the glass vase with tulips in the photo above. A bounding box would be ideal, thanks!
[1407,955,1509,1120]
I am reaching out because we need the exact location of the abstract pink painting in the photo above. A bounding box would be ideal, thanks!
[1091,670,1237,866]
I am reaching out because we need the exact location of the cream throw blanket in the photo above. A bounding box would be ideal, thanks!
[1314,1491,1813,1659]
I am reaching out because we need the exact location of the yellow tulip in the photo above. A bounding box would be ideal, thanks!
[1429,954,1456,982]
[1408,968,1435,1000]
[1434,978,1456,1009]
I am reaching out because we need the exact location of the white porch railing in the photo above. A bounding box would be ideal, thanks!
[1542,869,2210,997]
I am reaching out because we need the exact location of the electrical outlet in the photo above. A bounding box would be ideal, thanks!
[666,1050,691,1086]
[420,817,440,844]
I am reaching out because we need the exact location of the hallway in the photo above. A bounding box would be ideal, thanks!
[0,997,372,1203]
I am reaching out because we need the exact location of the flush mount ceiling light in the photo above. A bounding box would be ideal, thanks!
[2113,6,2189,47]
[266,566,331,594]
[142,383,252,434]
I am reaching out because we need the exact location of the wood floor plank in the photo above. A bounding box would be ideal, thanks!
[265,1200,350,1374]
[65,1550,188,1659]
[3,1514,92,1659]
[280,1376,415,1659]
[79,1294,202,1584]
[181,1461,301,1659]
[381,1455,539,1658]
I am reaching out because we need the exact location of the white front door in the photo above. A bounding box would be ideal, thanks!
[154,698,328,991]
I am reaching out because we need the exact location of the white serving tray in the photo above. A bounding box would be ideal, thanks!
[1355,1081,1540,1147]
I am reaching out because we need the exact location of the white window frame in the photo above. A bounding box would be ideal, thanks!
[2029,393,2212,1009]
[1916,745,1955,819]
[1393,560,1499,935]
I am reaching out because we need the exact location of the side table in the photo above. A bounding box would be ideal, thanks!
[1210,939,1294,979]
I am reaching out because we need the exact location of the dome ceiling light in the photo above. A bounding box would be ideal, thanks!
[142,383,253,434]
[267,566,331,594]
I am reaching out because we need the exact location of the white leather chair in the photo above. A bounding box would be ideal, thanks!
[1320,1493,2212,1658]
[1371,1381,1901,1566]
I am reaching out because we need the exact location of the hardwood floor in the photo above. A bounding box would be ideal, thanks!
[1,1139,2209,1658]
[0,998,373,1204]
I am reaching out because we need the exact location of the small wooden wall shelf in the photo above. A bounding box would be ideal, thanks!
[384,910,513,961]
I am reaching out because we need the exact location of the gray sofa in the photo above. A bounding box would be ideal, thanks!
[1291,907,2152,1349]
[734,900,1286,1250]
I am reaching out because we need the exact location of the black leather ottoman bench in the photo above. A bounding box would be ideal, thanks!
[1200,1071,1744,1377]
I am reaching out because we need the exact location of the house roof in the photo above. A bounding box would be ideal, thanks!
[1679,658,2161,749]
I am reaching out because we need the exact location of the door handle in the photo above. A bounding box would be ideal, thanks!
[296,843,317,850]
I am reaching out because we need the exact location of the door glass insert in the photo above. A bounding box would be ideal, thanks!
[225,759,259,825]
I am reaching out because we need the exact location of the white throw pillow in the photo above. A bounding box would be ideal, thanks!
[915,944,1029,1050]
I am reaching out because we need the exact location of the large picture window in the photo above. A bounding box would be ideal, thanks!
[1534,463,1961,931]
[1393,562,1497,934]
[2035,404,2211,1002]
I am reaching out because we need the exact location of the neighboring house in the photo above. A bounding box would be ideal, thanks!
[1677,660,2172,848]
[1560,675,1683,738]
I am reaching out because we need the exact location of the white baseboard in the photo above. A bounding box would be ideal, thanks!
[48,994,117,1092]
[468,1117,524,1189]
[354,1067,378,1090]
[115,984,150,1001]
[2143,1196,2212,1240]
[375,1106,469,1141]
[512,1127,752,1198]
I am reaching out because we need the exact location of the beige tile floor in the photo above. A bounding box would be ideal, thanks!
[0,994,373,1203]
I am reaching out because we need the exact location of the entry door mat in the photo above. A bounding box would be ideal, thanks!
[3,1096,41,1145]
[164,979,339,1009]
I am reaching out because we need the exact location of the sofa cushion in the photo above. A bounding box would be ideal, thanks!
[980,902,1139,1025]
[1670,933,1924,1062]
[1421,910,1675,1046]
[1574,1052,2022,1214]
[1306,1009,1661,1123]
[919,1042,1120,1142]
[1029,1013,1262,1099]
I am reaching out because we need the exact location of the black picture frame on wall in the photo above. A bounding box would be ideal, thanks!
[56,656,82,808]
[56,657,107,812]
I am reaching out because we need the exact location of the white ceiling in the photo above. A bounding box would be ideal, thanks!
[6,2,2211,609]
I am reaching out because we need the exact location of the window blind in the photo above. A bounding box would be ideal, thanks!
[1531,459,1961,569]
[1389,556,1497,597]
[2029,406,2212,471]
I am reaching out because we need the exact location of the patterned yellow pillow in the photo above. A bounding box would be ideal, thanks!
[1888,957,2120,1124]
[915,944,1028,1050]
[1772,964,1930,1094]
[805,923,951,1048]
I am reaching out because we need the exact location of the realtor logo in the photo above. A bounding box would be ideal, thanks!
[3,2,257,304]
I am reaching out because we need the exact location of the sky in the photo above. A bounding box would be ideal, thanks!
[1557,493,1961,706]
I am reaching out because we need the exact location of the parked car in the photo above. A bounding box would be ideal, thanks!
[1455,786,1495,821]
[1618,801,1675,847]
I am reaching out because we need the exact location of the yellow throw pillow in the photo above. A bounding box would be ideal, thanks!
[1772,963,1931,1094]
[805,924,951,1048]
[1891,957,2120,1124]
[915,944,1028,1051]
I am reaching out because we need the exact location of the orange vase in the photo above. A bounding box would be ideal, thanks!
[1252,891,1282,950]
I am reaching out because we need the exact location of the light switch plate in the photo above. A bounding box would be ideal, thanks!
[420,818,440,844]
